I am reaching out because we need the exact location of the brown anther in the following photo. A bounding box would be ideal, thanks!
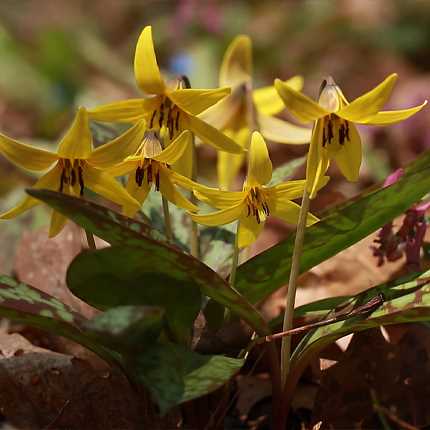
[345,121,350,140]
[155,171,160,191]
[159,102,164,128]
[327,120,334,143]
[59,170,66,192]
[78,165,85,196]
[247,205,251,216]
[70,168,77,186]
[135,166,144,186]
[150,110,157,128]
[255,210,261,224]
[147,163,153,183]
[175,110,180,132]
[339,124,346,145]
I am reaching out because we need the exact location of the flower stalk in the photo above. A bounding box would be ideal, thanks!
[162,196,174,243]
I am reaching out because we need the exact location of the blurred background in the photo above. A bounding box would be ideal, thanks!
[0,0,429,271]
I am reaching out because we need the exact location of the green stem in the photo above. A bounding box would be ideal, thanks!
[162,197,174,242]
[85,230,97,250]
[280,188,310,386]
[190,136,200,259]
[229,221,240,287]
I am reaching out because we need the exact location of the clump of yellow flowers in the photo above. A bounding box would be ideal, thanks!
[0,25,426,392]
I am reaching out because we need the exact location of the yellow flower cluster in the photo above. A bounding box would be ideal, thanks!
[0,26,426,246]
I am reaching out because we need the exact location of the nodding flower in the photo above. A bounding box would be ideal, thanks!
[0,107,139,236]
[275,74,427,198]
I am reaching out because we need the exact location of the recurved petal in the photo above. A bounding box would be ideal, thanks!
[360,100,427,125]
[191,201,244,226]
[334,122,362,182]
[84,165,140,210]
[183,114,243,154]
[89,120,147,168]
[274,79,329,123]
[154,130,192,164]
[269,198,318,227]
[48,211,68,237]
[195,186,245,209]
[337,73,398,122]
[134,26,165,95]
[258,113,311,144]
[217,151,246,191]
[198,92,242,130]
[271,179,307,200]
[0,164,61,219]
[168,88,231,116]
[172,134,194,178]
[57,107,93,160]
[87,98,158,123]
[122,177,151,218]
[237,214,264,249]
[254,76,304,116]
[220,35,252,87]
[246,131,272,186]
[0,133,57,171]
[159,167,198,212]
[107,159,138,177]
[306,120,330,199]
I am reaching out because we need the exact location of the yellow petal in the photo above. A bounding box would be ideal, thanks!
[199,90,243,130]
[171,135,194,178]
[274,79,329,123]
[183,114,243,154]
[83,165,140,210]
[154,130,192,165]
[246,131,272,186]
[271,179,307,200]
[0,133,57,171]
[360,100,427,125]
[337,73,398,122]
[158,168,198,212]
[134,26,165,95]
[123,176,151,218]
[269,198,318,227]
[238,214,264,248]
[168,88,231,116]
[87,98,158,123]
[217,151,246,190]
[195,187,245,210]
[217,127,249,189]
[48,211,68,237]
[89,120,147,169]
[253,76,304,116]
[258,113,311,144]
[0,164,61,219]
[306,120,330,199]
[220,35,252,87]
[333,122,362,182]
[57,107,93,160]
[191,202,244,226]
[107,159,138,177]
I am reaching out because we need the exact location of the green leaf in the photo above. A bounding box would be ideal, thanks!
[236,149,430,303]
[83,305,165,351]
[267,155,306,187]
[283,270,430,398]
[27,189,165,243]
[30,190,269,336]
[0,276,117,364]
[130,342,244,414]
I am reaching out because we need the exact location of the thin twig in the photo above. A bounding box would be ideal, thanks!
[85,230,97,250]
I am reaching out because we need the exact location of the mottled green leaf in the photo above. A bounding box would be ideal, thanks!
[29,191,269,336]
[236,149,430,303]
[283,270,430,399]
[84,305,165,351]
[267,155,306,187]
[131,342,244,414]
[0,276,116,364]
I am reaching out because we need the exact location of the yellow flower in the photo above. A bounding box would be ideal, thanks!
[88,25,243,178]
[107,126,198,217]
[0,107,139,236]
[173,132,323,249]
[275,74,427,198]
[199,35,311,190]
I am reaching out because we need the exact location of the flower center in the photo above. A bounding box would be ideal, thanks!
[59,159,85,196]
[321,114,351,152]
[245,187,270,224]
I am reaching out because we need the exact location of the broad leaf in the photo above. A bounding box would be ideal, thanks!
[282,270,430,404]
[83,305,165,351]
[236,149,430,303]
[0,276,117,364]
[131,342,244,414]
[30,190,269,336]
